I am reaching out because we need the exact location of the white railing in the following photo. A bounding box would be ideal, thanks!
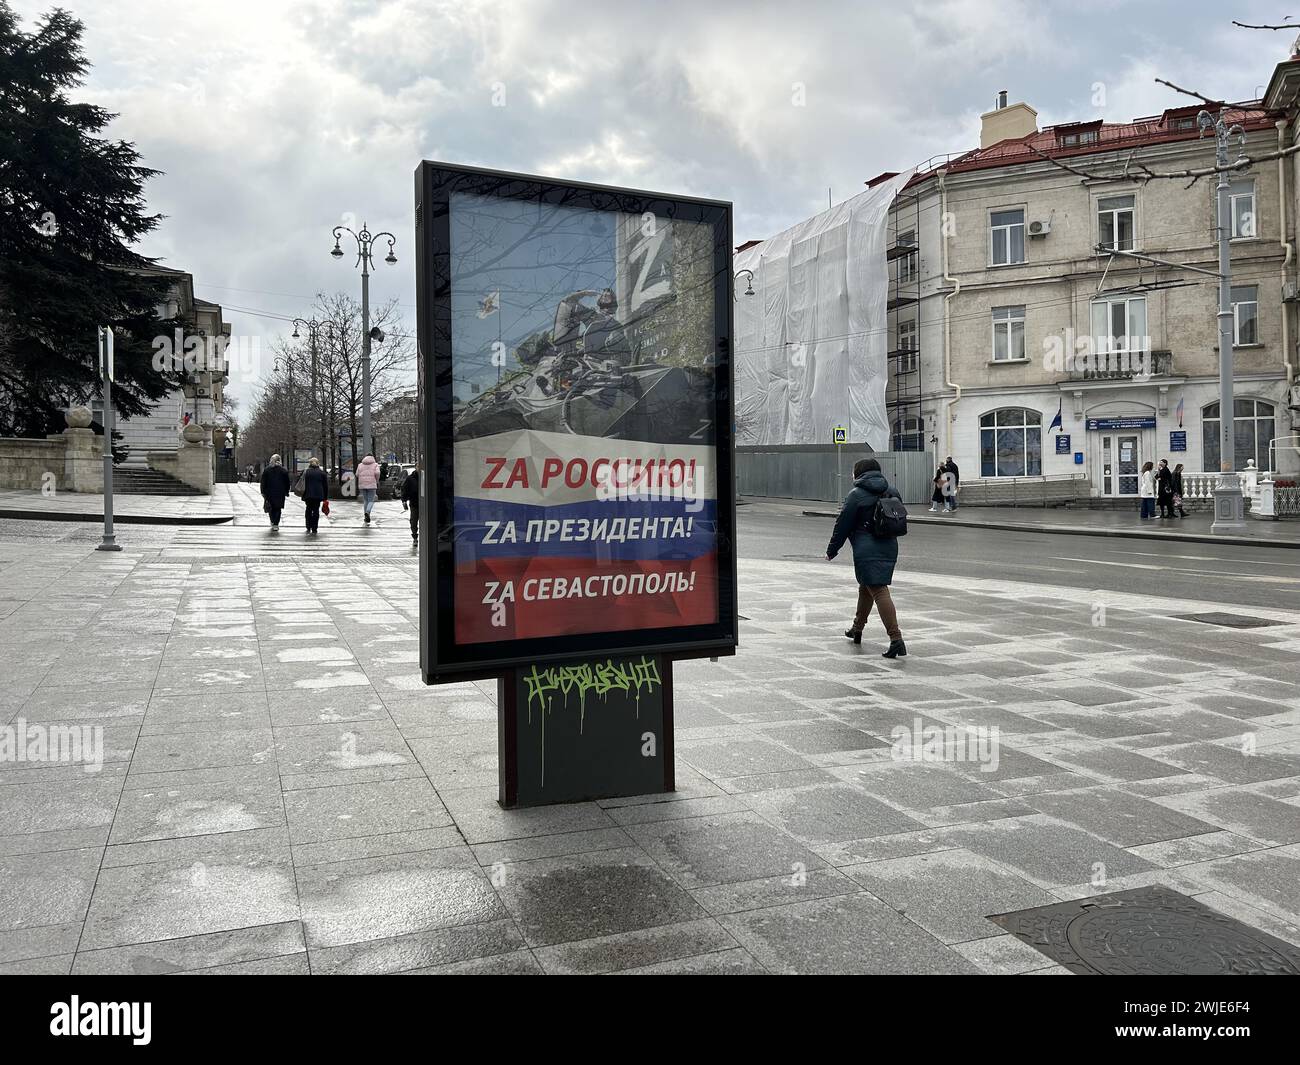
[1181,460,1277,519]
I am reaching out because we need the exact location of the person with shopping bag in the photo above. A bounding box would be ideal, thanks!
[259,455,291,531]
[301,457,329,536]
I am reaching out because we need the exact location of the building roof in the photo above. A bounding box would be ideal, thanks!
[939,103,1278,178]
[1264,55,1300,112]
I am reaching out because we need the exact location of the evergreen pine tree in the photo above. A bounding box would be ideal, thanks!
[0,3,181,439]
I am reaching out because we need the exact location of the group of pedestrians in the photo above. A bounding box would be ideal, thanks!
[257,453,421,542]
[1138,458,1188,520]
[928,456,959,514]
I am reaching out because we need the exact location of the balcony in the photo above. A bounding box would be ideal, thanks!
[1067,348,1171,381]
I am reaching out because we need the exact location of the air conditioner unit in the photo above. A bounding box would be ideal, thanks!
[1027,219,1052,237]
[195,387,210,398]
[1283,281,1299,304]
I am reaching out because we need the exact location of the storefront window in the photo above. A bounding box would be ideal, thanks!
[979,408,1042,477]
[1202,398,1275,470]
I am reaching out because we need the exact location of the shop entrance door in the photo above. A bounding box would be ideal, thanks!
[1100,433,1141,497]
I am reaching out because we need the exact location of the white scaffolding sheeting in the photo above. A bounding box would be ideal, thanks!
[734,171,913,448]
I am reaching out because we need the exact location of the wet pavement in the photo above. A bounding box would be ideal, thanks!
[1,514,1298,974]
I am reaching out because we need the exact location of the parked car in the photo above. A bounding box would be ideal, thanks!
[377,463,409,501]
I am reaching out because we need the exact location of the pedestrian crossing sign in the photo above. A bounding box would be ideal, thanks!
[832,425,847,444]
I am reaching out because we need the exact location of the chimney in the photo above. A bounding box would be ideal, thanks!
[980,92,1038,148]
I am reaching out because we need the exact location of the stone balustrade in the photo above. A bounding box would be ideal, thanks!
[1179,461,1279,519]
[0,407,104,492]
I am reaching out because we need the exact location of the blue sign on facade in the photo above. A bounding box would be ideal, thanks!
[1074,452,1084,464]
[1086,416,1157,431]
[1169,430,1187,452]
[1055,434,1071,454]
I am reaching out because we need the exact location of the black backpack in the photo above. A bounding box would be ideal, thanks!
[869,495,909,539]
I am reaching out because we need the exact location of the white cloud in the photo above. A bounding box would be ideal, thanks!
[9,0,1295,411]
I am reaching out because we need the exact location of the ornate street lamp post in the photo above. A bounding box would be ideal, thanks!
[331,222,397,463]
[290,317,334,467]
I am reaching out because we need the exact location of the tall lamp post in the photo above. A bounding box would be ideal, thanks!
[331,222,397,462]
[1201,107,1248,534]
[290,317,333,466]
[271,353,298,470]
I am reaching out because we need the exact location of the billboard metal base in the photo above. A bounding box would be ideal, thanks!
[497,653,675,808]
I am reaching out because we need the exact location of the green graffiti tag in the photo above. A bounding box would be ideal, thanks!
[520,656,662,789]
[523,655,661,721]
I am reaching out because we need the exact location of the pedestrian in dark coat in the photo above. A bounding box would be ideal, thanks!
[826,458,907,658]
[1156,458,1174,519]
[301,458,329,535]
[401,467,421,545]
[941,456,960,511]
[259,455,291,530]
[929,466,947,513]
[1172,462,1187,518]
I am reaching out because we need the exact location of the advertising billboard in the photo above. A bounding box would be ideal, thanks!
[415,162,737,682]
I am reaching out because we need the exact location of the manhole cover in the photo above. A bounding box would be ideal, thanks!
[1173,612,1284,629]
[989,886,1300,975]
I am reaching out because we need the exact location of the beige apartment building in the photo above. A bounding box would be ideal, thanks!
[887,82,1300,502]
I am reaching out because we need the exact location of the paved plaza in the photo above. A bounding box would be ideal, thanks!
[2,505,1299,976]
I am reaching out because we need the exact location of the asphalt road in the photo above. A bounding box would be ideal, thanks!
[4,503,1296,612]
[740,502,1300,612]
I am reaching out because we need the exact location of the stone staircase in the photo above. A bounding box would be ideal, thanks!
[112,466,205,495]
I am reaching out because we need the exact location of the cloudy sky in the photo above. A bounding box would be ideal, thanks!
[13,0,1296,410]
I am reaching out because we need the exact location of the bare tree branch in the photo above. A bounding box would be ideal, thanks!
[1231,19,1296,30]
[1154,77,1221,105]
[1027,142,1300,186]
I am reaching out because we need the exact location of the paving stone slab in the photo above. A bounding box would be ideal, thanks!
[109,780,285,845]
[1022,789,1219,848]
[491,847,705,947]
[80,848,299,950]
[844,849,1058,943]
[72,921,305,974]
[297,846,505,949]
[532,917,738,975]
[934,814,1158,888]
[741,782,924,844]
[624,810,827,889]
[718,892,979,975]
[283,776,452,844]
[308,917,525,975]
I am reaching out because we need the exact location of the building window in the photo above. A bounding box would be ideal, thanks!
[1097,194,1136,251]
[897,230,918,282]
[892,415,923,451]
[1058,130,1098,147]
[1202,399,1276,471]
[991,306,1026,361]
[990,209,1025,265]
[897,318,917,372]
[1090,295,1147,354]
[1222,178,1256,239]
[1232,285,1258,345]
[979,408,1042,477]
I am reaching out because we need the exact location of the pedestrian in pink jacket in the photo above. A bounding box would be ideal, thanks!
[357,454,380,524]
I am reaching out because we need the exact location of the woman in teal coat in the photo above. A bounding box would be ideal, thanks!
[825,458,907,657]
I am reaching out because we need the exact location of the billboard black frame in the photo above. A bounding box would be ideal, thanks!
[415,160,738,684]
